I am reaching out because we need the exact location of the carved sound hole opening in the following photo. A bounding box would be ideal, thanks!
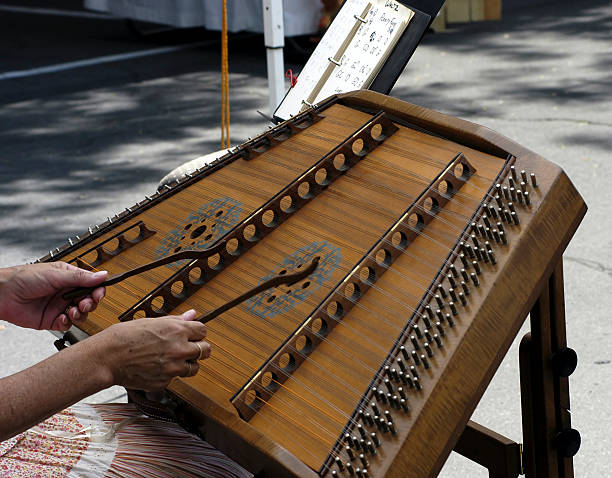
[243,224,259,242]
[151,296,165,313]
[370,123,384,141]
[171,281,185,298]
[311,317,328,336]
[315,168,329,186]
[226,238,241,256]
[280,195,294,213]
[407,213,425,232]
[261,209,277,228]
[133,310,147,319]
[244,389,262,409]
[295,335,313,354]
[392,231,408,249]
[327,301,344,320]
[207,253,222,270]
[360,266,376,284]
[104,237,120,254]
[352,138,366,156]
[298,181,312,199]
[375,248,392,266]
[423,196,440,214]
[278,352,296,372]
[189,267,203,284]
[438,179,453,197]
[344,282,361,301]
[261,371,279,392]
[454,162,471,180]
[124,226,141,242]
[333,153,348,171]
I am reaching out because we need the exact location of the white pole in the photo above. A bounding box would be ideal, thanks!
[263,0,285,116]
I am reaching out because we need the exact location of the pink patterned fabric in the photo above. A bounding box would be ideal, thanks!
[0,403,252,478]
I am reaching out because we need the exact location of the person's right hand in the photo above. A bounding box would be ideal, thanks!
[89,309,210,391]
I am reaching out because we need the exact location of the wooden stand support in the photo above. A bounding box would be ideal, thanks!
[454,258,580,477]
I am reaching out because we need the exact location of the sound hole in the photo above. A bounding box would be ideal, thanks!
[370,123,383,141]
[327,301,344,319]
[189,267,203,284]
[278,353,295,372]
[226,238,241,256]
[344,282,361,301]
[423,196,439,213]
[171,281,184,298]
[261,209,277,228]
[244,389,261,408]
[261,371,279,391]
[207,253,222,270]
[311,317,328,336]
[352,138,365,156]
[298,181,312,199]
[280,195,294,213]
[333,153,348,171]
[243,224,258,242]
[375,248,392,266]
[360,266,376,283]
[133,310,146,319]
[392,231,407,248]
[295,335,312,353]
[315,168,329,186]
[438,179,453,196]
[151,296,165,313]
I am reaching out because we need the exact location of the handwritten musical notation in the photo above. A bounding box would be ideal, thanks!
[274,0,414,121]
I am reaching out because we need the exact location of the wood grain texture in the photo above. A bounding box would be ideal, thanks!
[45,91,586,477]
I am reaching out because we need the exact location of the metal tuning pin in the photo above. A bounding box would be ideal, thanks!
[422,313,432,330]
[495,194,503,208]
[421,354,430,369]
[530,172,538,187]
[412,324,423,339]
[446,313,455,327]
[371,402,380,416]
[500,231,508,245]
[461,268,469,282]
[410,365,419,379]
[486,227,494,241]
[504,209,513,224]
[474,247,483,262]
[512,211,520,226]
[413,376,422,390]
[478,223,486,237]
[510,165,518,182]
[481,248,489,263]
[371,432,380,447]
[357,424,367,439]
[449,301,458,315]
[517,189,524,205]
[437,283,448,299]
[436,321,445,337]
[379,418,388,432]
[471,272,480,287]
[435,294,445,309]
[508,176,515,190]
[487,249,497,265]
[377,389,387,404]
[359,453,368,468]
[346,461,355,476]
[435,309,444,322]
[398,386,406,400]
[493,229,501,243]
[449,288,458,302]
[332,469,338,477]
[388,421,397,435]
[345,434,355,448]
[424,329,433,344]
[335,457,344,471]
[488,204,498,219]
[471,234,480,249]
[397,357,406,372]
[520,181,527,193]
[521,169,528,183]
[461,281,470,296]
[447,273,457,289]
[410,335,420,350]
[424,342,434,358]
[384,410,393,423]
[434,333,443,348]
[524,190,531,205]
[472,261,481,275]
[424,305,434,320]
[508,202,516,213]
[366,440,376,455]
[460,253,469,268]
[483,215,491,228]
[503,186,510,201]
[458,292,467,306]
[384,379,394,393]
[471,222,478,235]
[400,345,409,360]
[364,412,374,426]
[400,398,409,412]
[411,350,421,366]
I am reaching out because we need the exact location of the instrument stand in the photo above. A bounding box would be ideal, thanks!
[453,259,580,478]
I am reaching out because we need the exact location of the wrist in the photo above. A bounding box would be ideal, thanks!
[74,332,117,389]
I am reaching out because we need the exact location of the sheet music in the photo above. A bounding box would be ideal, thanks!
[274,0,414,121]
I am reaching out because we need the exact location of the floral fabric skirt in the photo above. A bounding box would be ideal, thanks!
[0,403,251,478]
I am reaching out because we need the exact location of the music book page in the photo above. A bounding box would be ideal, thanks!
[274,0,414,121]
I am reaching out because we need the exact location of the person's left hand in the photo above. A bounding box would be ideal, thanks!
[0,262,107,331]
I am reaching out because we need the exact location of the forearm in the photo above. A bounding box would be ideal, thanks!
[0,338,113,441]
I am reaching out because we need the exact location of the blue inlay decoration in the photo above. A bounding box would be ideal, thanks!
[245,241,341,319]
[155,197,242,268]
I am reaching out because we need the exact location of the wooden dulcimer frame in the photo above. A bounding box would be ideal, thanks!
[46,91,585,478]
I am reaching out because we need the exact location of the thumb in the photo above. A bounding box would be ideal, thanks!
[48,264,108,289]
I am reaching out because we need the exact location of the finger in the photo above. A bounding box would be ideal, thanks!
[184,321,207,341]
[48,264,108,289]
[180,361,199,378]
[77,298,95,314]
[192,340,211,360]
[177,309,197,321]
[50,314,71,331]
[92,286,106,304]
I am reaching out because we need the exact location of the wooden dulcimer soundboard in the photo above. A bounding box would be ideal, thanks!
[42,91,586,477]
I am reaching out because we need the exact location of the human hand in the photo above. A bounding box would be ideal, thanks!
[0,262,107,331]
[90,309,210,391]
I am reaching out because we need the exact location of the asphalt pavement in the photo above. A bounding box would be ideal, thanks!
[0,1,610,476]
